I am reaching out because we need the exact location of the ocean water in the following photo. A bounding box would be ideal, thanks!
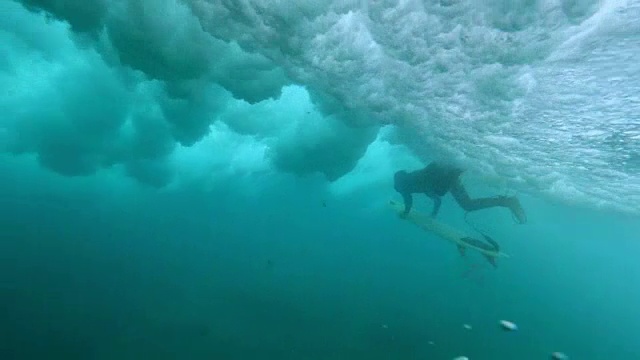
[1,0,639,359]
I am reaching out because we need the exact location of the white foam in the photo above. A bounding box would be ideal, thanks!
[4,0,639,215]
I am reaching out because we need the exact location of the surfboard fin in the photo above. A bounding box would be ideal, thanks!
[457,244,466,257]
[483,254,498,268]
[481,234,500,252]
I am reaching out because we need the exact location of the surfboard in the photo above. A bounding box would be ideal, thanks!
[389,200,509,265]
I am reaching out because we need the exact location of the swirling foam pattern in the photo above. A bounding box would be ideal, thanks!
[2,0,639,214]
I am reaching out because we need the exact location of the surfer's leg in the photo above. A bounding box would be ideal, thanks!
[450,179,507,211]
[450,180,527,223]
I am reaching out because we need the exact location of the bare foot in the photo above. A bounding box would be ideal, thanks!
[506,197,527,224]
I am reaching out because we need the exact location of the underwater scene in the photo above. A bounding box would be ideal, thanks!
[1,1,639,359]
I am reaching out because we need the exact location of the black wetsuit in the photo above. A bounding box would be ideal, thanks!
[394,161,515,217]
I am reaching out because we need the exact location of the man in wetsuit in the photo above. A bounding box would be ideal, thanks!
[393,161,527,224]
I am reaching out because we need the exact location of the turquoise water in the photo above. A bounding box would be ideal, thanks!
[2,1,640,359]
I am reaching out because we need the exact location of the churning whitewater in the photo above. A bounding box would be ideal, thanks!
[1,0,639,214]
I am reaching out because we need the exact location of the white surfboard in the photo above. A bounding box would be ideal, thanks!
[389,200,509,265]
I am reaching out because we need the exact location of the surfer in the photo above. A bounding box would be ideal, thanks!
[393,161,527,224]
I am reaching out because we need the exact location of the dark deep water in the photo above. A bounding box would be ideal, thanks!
[2,157,639,359]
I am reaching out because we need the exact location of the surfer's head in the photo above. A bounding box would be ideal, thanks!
[394,170,409,193]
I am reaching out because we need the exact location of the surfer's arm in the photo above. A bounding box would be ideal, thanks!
[428,194,441,218]
[401,193,413,214]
